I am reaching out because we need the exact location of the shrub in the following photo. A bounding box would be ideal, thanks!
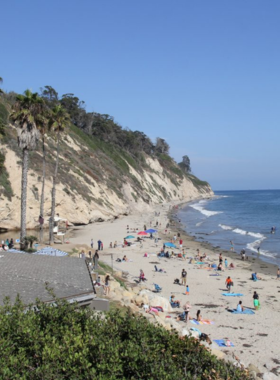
[0,294,252,379]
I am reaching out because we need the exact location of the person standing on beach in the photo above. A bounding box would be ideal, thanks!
[277,268,280,280]
[179,239,183,249]
[91,239,94,249]
[225,276,233,292]
[183,302,191,323]
[98,239,102,250]
[230,241,234,251]
[253,291,260,309]
[181,269,187,286]
[225,258,228,269]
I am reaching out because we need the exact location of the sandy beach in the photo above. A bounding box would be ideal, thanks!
[66,200,280,375]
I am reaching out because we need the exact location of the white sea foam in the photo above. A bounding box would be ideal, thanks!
[196,221,203,227]
[219,224,233,231]
[247,238,276,258]
[190,201,223,217]
[232,228,265,239]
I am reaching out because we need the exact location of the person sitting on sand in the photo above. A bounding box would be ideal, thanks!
[196,310,202,321]
[229,262,235,269]
[139,269,146,282]
[124,239,128,246]
[170,295,180,308]
[113,241,117,248]
[217,263,223,271]
[122,255,128,262]
[236,301,244,312]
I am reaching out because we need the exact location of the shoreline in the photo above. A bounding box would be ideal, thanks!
[15,198,280,375]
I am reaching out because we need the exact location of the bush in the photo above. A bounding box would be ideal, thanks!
[0,295,252,379]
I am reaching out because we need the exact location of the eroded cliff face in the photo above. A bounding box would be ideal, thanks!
[0,130,213,230]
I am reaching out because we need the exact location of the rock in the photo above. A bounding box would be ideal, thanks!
[114,271,123,278]
[263,373,280,380]
[248,364,261,374]
[122,290,134,300]
[138,290,172,312]
[181,328,190,337]
[110,281,121,291]
[210,348,225,360]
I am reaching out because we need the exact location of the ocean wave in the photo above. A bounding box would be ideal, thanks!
[219,224,233,231]
[247,238,276,258]
[232,228,265,239]
[190,201,223,217]
[196,221,203,227]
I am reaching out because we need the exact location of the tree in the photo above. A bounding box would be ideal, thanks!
[10,90,42,249]
[48,105,71,244]
[36,106,50,243]
[40,85,59,107]
[0,77,3,94]
[179,155,191,173]
[155,137,170,155]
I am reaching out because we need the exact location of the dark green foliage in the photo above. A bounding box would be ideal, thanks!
[0,151,13,200]
[0,296,251,379]
[0,102,8,136]
[179,155,191,174]
[187,174,210,188]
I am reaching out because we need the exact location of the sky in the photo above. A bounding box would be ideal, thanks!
[1,0,280,190]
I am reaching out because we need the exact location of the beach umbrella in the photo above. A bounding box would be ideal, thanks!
[138,231,148,236]
[125,235,135,239]
[164,242,177,248]
[145,229,157,233]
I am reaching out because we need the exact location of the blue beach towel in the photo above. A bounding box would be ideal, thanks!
[222,293,244,297]
[190,327,201,336]
[209,273,221,276]
[230,309,255,315]
[214,339,234,347]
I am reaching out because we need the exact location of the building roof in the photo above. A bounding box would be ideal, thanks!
[0,252,94,306]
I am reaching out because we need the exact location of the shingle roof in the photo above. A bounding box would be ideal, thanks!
[0,252,94,306]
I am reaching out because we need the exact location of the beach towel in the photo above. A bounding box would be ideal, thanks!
[213,339,234,347]
[190,327,201,336]
[195,262,206,265]
[191,319,214,325]
[230,309,255,315]
[222,293,244,297]
[209,273,221,276]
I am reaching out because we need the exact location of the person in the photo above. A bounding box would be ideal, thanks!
[230,241,234,251]
[94,250,99,269]
[179,239,183,248]
[124,239,128,246]
[181,269,187,286]
[185,285,190,295]
[104,275,110,295]
[91,239,94,249]
[139,269,146,282]
[8,238,14,249]
[101,242,103,250]
[219,253,223,265]
[183,302,191,323]
[170,295,180,307]
[229,262,235,269]
[88,250,92,260]
[196,310,202,321]
[236,301,244,312]
[122,255,128,261]
[98,239,102,250]
[257,246,260,254]
[217,263,223,271]
[241,249,246,261]
[253,291,260,310]
[224,258,228,269]
[277,268,280,280]
[225,276,233,292]
[80,250,86,259]
[109,242,112,248]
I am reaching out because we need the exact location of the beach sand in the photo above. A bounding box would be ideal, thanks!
[65,201,280,375]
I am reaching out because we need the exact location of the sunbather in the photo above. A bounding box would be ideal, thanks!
[236,301,244,312]
[170,295,180,308]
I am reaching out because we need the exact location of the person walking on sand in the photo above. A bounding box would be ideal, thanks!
[181,269,187,286]
[226,276,233,292]
[253,291,260,310]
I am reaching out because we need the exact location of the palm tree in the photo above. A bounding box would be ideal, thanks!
[48,105,70,244]
[36,108,49,243]
[10,90,43,249]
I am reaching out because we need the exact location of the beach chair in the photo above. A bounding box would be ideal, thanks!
[153,283,162,293]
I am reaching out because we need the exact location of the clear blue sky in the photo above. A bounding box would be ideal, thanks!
[1,0,280,190]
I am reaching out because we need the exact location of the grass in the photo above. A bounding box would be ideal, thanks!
[187,174,209,188]
[0,151,13,200]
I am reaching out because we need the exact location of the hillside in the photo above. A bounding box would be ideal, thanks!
[0,97,213,231]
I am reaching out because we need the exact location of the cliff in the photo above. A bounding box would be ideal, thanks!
[0,102,213,231]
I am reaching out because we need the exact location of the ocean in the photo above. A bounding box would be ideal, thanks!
[177,190,280,266]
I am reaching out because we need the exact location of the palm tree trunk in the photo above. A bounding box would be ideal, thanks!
[49,134,60,244]
[39,136,46,243]
[20,148,29,250]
